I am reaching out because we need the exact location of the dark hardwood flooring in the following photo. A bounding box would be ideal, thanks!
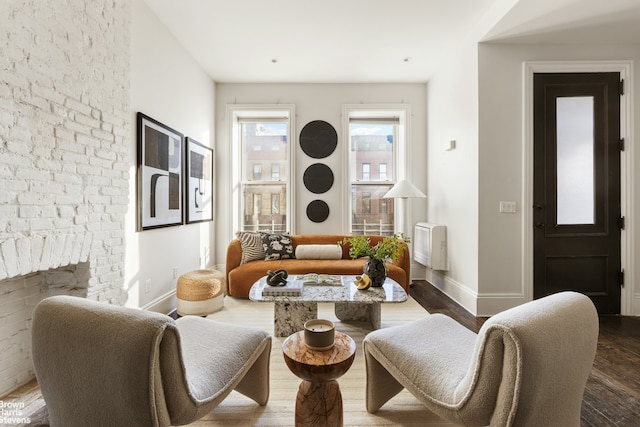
[411,280,640,427]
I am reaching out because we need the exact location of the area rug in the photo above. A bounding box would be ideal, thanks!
[193,296,455,426]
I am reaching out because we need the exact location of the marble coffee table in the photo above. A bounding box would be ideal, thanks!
[249,275,407,337]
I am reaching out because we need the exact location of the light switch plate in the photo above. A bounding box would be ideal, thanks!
[499,201,517,213]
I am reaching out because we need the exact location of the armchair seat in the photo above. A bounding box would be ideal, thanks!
[32,295,271,427]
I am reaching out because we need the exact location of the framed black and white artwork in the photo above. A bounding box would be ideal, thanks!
[137,112,184,231]
[185,137,214,224]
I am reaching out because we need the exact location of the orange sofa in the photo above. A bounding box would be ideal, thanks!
[225,234,411,298]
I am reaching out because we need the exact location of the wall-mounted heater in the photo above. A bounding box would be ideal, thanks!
[414,223,447,270]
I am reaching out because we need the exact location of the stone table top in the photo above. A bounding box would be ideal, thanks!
[282,331,356,383]
[250,275,407,304]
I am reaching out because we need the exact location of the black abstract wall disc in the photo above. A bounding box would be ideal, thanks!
[303,163,334,194]
[299,120,338,159]
[307,200,329,223]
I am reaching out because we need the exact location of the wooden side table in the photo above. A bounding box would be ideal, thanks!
[282,330,356,427]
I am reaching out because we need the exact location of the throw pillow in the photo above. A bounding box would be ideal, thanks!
[295,244,342,260]
[262,233,295,261]
[236,231,266,264]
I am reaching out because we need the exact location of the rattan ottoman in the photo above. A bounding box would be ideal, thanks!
[176,269,224,316]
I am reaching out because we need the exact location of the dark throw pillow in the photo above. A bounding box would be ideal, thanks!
[262,233,295,261]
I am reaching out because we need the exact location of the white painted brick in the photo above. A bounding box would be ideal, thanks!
[28,219,54,231]
[53,172,80,183]
[5,141,32,156]
[1,240,19,278]
[16,238,31,276]
[60,234,76,265]
[0,178,29,192]
[16,192,55,206]
[38,236,53,272]
[36,158,63,172]
[0,254,7,281]
[8,219,29,233]
[54,192,83,205]
[1,0,131,396]
[30,236,43,273]
[80,232,93,263]
[15,168,51,181]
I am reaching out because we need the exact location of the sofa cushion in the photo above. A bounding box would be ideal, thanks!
[295,244,342,260]
[236,231,266,264]
[262,233,295,261]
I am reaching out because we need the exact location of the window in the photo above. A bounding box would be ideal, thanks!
[362,192,371,214]
[362,163,370,181]
[379,163,387,181]
[344,105,409,236]
[253,164,262,181]
[379,198,388,214]
[229,105,295,235]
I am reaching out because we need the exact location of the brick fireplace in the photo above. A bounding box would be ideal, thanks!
[0,0,131,396]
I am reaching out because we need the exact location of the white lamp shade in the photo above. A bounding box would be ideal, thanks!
[383,179,426,199]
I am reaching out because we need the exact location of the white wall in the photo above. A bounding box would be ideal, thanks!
[128,0,215,312]
[425,44,481,313]
[477,42,640,316]
[214,84,428,276]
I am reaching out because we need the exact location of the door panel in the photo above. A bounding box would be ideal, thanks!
[533,72,621,314]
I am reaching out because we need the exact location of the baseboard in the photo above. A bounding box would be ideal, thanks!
[632,293,640,316]
[476,293,527,317]
[140,289,177,315]
[425,269,478,316]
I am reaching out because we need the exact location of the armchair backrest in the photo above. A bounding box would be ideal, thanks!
[32,295,180,427]
[457,292,598,427]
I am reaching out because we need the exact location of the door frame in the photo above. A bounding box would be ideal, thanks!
[523,61,634,315]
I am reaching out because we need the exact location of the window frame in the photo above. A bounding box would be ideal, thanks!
[227,105,296,239]
[342,105,411,235]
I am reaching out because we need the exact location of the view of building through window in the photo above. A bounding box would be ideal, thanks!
[241,121,288,232]
[349,122,396,235]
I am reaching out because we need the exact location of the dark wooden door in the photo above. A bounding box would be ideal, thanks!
[533,72,622,314]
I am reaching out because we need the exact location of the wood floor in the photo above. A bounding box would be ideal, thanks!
[411,280,640,427]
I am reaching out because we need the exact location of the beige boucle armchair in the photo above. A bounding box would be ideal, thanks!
[363,291,598,426]
[32,295,271,427]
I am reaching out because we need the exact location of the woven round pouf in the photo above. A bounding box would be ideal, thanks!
[177,269,224,316]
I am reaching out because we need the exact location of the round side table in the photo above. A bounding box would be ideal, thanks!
[282,330,356,427]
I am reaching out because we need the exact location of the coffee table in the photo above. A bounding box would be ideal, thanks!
[283,330,356,427]
[249,275,407,337]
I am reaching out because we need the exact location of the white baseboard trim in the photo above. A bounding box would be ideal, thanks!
[476,293,527,317]
[141,289,177,315]
[424,271,530,317]
[425,270,478,316]
[633,293,640,316]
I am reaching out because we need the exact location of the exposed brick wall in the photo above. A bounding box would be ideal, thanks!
[0,0,131,395]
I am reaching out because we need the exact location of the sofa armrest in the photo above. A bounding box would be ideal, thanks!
[225,239,243,294]
[390,242,410,289]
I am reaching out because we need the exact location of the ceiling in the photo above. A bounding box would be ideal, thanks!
[143,0,640,84]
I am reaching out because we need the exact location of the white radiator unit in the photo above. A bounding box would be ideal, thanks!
[414,223,447,270]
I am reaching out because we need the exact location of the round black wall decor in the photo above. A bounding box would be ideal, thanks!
[303,163,334,194]
[306,200,330,223]
[299,120,338,159]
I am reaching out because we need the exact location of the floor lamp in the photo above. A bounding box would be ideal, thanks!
[383,179,427,287]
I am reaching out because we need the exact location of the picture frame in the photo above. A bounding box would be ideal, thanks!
[185,137,214,224]
[137,112,184,231]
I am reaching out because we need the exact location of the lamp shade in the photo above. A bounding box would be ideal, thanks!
[383,179,426,199]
